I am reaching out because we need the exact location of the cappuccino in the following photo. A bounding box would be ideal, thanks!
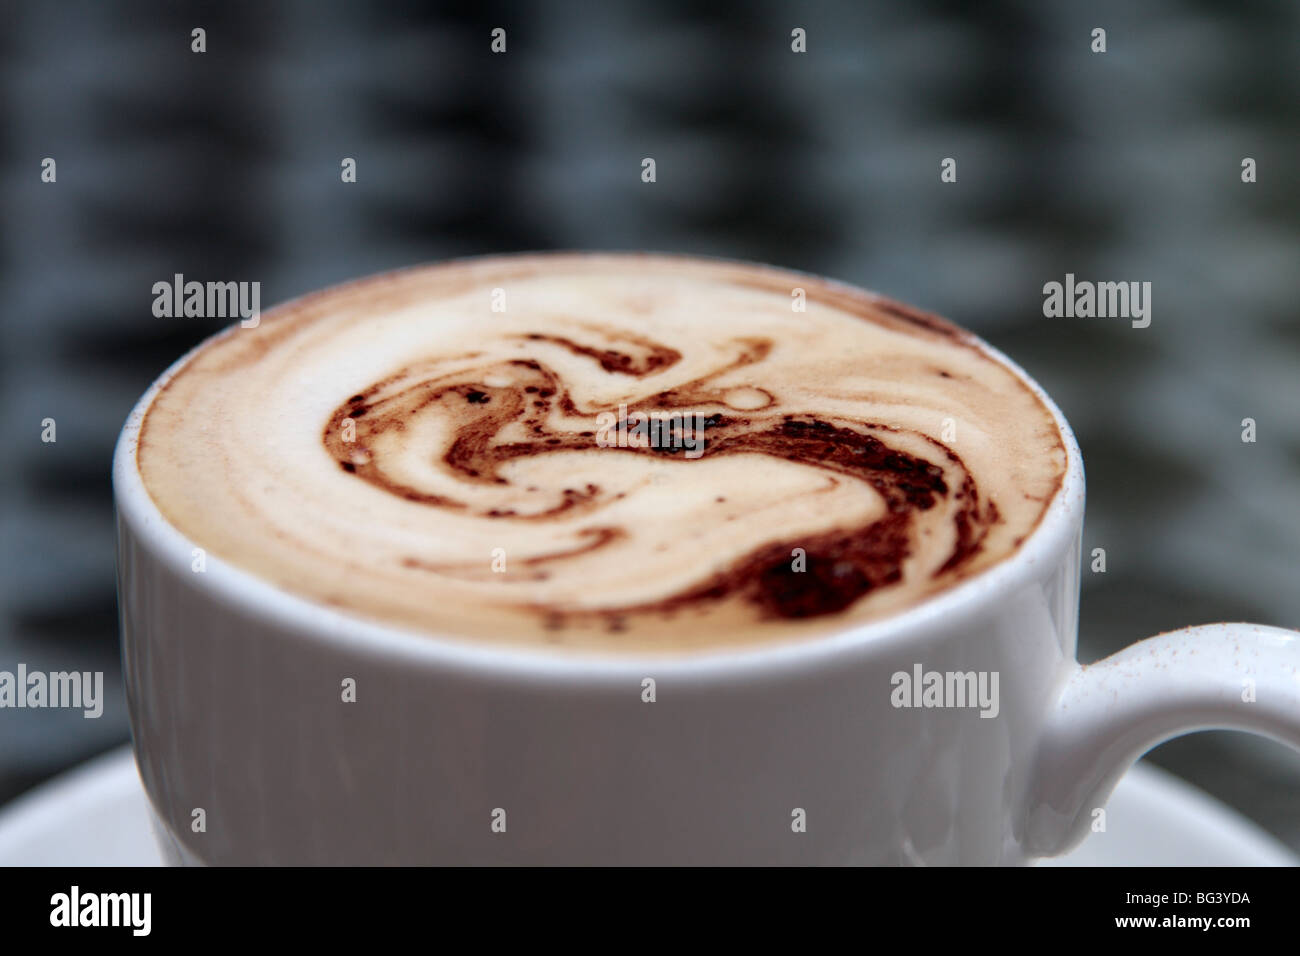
[136,254,1067,651]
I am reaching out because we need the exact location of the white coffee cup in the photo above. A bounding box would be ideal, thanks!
[113,279,1300,865]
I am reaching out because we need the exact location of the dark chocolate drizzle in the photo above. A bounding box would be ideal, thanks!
[322,333,999,628]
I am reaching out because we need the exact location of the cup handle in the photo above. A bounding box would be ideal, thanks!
[1021,622,1300,857]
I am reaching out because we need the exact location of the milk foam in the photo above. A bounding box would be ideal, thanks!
[137,254,1067,651]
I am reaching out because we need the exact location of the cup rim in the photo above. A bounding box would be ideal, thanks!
[112,251,1086,684]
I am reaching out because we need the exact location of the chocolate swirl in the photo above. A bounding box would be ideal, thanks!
[137,254,1067,651]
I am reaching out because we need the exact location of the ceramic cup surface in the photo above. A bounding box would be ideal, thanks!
[114,257,1300,865]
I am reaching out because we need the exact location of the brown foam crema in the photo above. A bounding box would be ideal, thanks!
[137,254,1067,652]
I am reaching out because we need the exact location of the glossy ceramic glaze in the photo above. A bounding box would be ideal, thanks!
[114,271,1300,865]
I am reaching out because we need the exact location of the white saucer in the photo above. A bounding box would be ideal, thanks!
[0,746,1293,866]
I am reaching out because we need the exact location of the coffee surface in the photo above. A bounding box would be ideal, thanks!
[136,254,1067,651]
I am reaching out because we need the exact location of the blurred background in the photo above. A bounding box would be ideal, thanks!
[1,0,1297,852]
